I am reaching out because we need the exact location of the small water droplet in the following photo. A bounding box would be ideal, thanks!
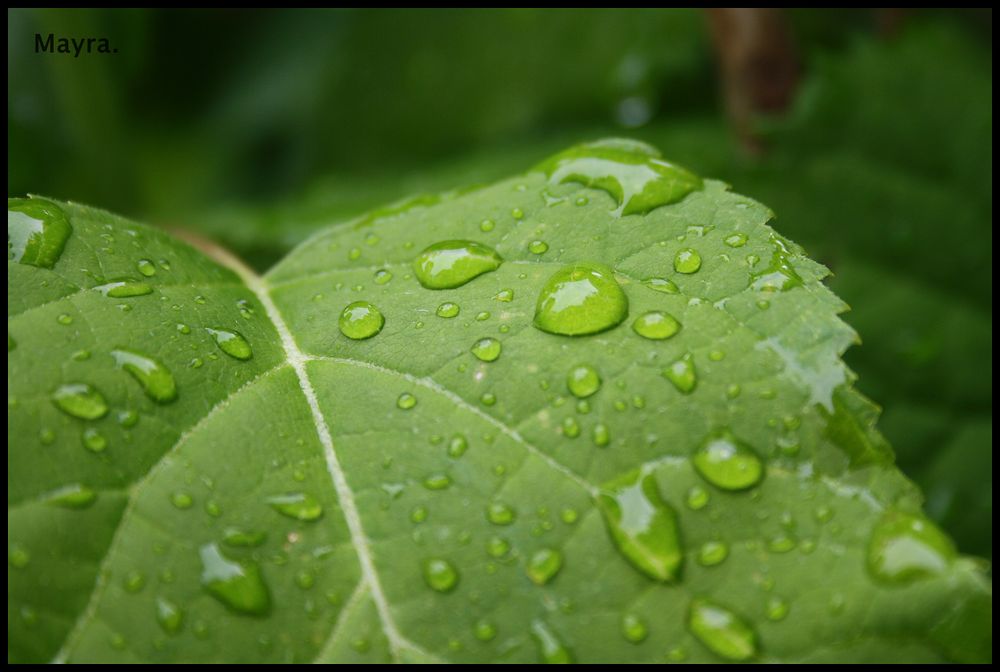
[447,434,468,458]
[566,364,601,398]
[598,470,683,582]
[486,502,515,525]
[112,349,177,403]
[685,485,710,510]
[494,288,514,302]
[136,258,157,277]
[765,596,789,622]
[436,302,460,318]
[592,422,611,447]
[526,548,563,585]
[423,473,451,490]
[474,620,497,641]
[561,416,580,438]
[206,328,253,360]
[7,197,72,268]
[622,613,648,643]
[52,383,109,420]
[479,392,496,406]
[266,493,323,521]
[9,543,31,569]
[43,483,97,508]
[199,542,270,616]
[867,511,955,584]
[662,353,696,394]
[471,337,502,362]
[750,235,802,292]
[156,597,184,634]
[171,491,193,509]
[693,430,763,491]
[528,240,549,255]
[697,541,729,567]
[397,392,417,410]
[643,277,680,294]
[480,218,495,232]
[124,570,146,593]
[223,527,266,547]
[373,269,393,285]
[338,301,385,340]
[632,311,681,340]
[57,313,73,325]
[423,558,459,592]
[530,619,574,664]
[534,263,628,336]
[511,207,524,220]
[724,233,748,248]
[687,599,757,661]
[674,248,702,274]
[413,240,502,289]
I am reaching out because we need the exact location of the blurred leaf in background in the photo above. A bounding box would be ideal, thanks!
[6,8,991,556]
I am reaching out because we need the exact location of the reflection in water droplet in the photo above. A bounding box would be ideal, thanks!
[536,140,702,216]
[526,548,563,585]
[632,311,681,340]
[566,364,601,398]
[687,599,757,661]
[598,470,683,582]
[413,240,502,289]
[7,197,72,268]
[52,383,109,420]
[112,349,177,403]
[199,543,270,616]
[339,301,384,340]
[530,619,574,663]
[206,328,253,360]
[423,558,459,592]
[867,511,956,584]
[534,264,628,336]
[266,493,324,521]
[692,431,763,491]
[662,354,696,394]
[471,337,502,362]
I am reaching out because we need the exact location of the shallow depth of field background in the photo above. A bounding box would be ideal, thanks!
[7,8,992,558]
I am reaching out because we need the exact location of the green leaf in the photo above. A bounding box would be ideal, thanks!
[7,141,990,663]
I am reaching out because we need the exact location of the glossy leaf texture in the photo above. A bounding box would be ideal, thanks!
[7,141,991,663]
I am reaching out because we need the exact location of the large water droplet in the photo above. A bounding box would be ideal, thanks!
[339,301,385,340]
[534,264,628,336]
[199,543,270,616]
[52,383,109,420]
[632,311,680,340]
[7,197,72,268]
[662,354,696,394]
[112,349,177,403]
[693,431,763,491]
[867,511,956,584]
[470,337,502,362]
[423,558,459,592]
[95,281,153,298]
[413,240,502,289]
[42,483,97,509]
[566,364,601,398]
[687,599,757,661]
[206,328,253,360]
[535,140,702,216]
[598,470,683,582]
[526,548,563,585]
[530,619,574,664]
[266,493,323,521]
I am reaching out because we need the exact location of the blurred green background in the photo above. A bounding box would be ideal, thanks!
[7,9,992,557]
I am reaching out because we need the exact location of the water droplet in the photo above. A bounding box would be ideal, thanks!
[750,236,802,292]
[662,353,696,394]
[95,281,153,298]
[7,197,72,268]
[643,277,679,294]
[57,313,73,325]
[486,536,510,558]
[526,548,563,585]
[494,288,514,302]
[536,140,702,216]
[176,323,191,335]
[206,328,253,360]
[199,543,270,616]
[136,258,157,277]
[339,301,385,340]
[436,302,460,318]
[622,613,648,644]
[374,269,393,285]
[223,527,266,547]
[561,416,580,438]
[423,473,451,490]
[156,597,183,634]
[724,233,748,248]
[413,240,502,289]
[480,218,495,233]
[423,558,459,592]
[267,493,323,521]
[693,431,764,491]
[687,599,757,661]
[9,543,30,569]
[112,349,177,403]
[566,364,601,398]
[397,392,417,410]
[592,422,611,447]
[410,506,428,524]
[296,570,315,590]
[598,470,683,582]
[697,541,729,567]
[479,392,496,406]
[43,483,97,508]
[632,311,680,340]
[867,511,955,584]
[674,248,702,274]
[474,620,497,641]
[124,570,146,593]
[534,263,628,336]
[475,311,491,321]
[528,240,549,255]
[471,337,502,362]
[52,383,109,420]
[171,491,193,509]
[685,485,710,510]
[447,434,468,458]
[511,207,525,220]
[530,619,574,664]
[487,502,515,525]
[765,596,789,622]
